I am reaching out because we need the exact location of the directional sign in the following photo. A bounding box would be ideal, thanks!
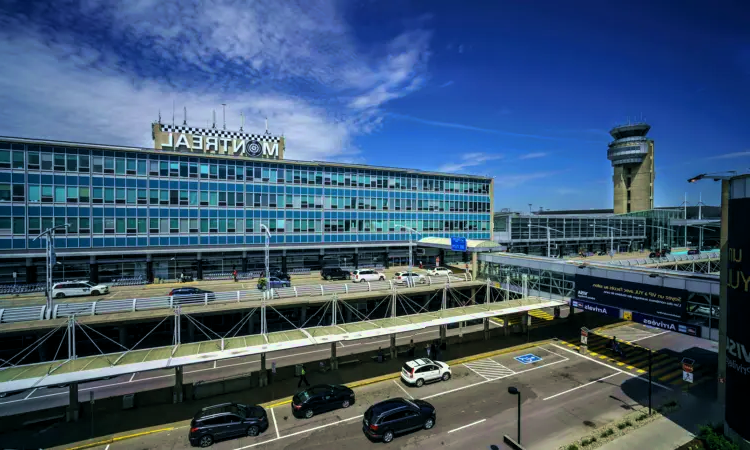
[451,237,467,252]
[515,353,542,365]
[580,327,589,346]
[683,371,694,383]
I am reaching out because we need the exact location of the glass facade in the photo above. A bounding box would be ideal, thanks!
[0,139,492,254]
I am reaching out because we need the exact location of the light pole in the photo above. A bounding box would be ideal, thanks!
[395,224,418,275]
[508,386,521,443]
[33,223,69,315]
[527,223,562,258]
[589,224,626,254]
[260,224,271,336]
[648,224,673,251]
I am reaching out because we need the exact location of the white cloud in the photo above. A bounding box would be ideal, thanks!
[0,0,432,162]
[518,152,549,160]
[438,152,503,173]
[440,80,454,88]
[706,151,750,160]
[494,171,567,188]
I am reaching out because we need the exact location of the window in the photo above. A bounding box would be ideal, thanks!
[54,154,66,171]
[115,159,126,175]
[12,151,25,169]
[79,154,90,172]
[28,151,40,170]
[104,157,115,174]
[80,218,90,233]
[0,150,10,169]
[79,187,90,203]
[116,218,126,233]
[93,156,103,173]
[1,184,12,201]
[66,154,77,172]
[41,153,53,170]
[68,218,78,233]
[28,217,41,235]
[12,184,25,202]
[12,217,24,234]
[126,159,137,175]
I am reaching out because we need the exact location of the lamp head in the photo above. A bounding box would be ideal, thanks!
[508,386,519,395]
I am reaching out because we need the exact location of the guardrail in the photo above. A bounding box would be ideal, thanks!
[606,252,720,266]
[0,274,473,324]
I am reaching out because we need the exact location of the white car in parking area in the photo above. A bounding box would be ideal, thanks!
[427,267,453,277]
[401,358,451,387]
[52,281,110,298]
[350,269,385,283]
[392,271,426,286]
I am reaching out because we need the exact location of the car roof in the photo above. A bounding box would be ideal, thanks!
[405,358,434,368]
[195,403,242,419]
[370,398,412,415]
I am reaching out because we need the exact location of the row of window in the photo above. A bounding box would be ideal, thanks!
[0,146,490,194]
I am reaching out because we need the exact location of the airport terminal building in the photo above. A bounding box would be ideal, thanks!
[0,121,493,284]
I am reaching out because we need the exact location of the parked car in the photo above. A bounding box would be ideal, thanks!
[351,269,385,283]
[393,271,426,286]
[362,398,436,443]
[400,358,451,387]
[52,281,109,299]
[426,267,452,277]
[258,277,291,290]
[169,287,215,304]
[687,249,701,255]
[188,402,268,447]
[320,267,351,281]
[291,384,355,419]
[261,269,291,281]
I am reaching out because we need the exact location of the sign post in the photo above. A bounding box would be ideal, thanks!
[682,357,694,386]
[580,327,589,354]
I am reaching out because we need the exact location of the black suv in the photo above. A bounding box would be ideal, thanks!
[262,269,291,281]
[188,403,268,447]
[292,384,355,419]
[362,398,436,443]
[320,267,351,281]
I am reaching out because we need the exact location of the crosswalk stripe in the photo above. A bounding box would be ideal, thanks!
[464,359,515,381]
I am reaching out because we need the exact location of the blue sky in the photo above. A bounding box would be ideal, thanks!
[0,0,748,211]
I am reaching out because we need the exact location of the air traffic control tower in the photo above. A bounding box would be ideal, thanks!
[607,122,655,214]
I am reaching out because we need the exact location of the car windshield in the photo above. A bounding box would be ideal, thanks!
[295,390,311,402]
[83,282,95,287]
[402,398,417,409]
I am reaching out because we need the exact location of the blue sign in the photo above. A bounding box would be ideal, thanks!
[631,311,702,338]
[514,353,542,365]
[450,236,467,251]
[571,299,621,318]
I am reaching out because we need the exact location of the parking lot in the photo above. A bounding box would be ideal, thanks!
[75,339,669,450]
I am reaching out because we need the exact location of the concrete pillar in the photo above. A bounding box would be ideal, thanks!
[470,288,476,304]
[504,317,510,336]
[484,318,490,340]
[345,306,352,323]
[383,250,390,268]
[89,255,98,285]
[259,353,268,387]
[471,252,478,280]
[173,366,184,403]
[353,252,359,269]
[242,251,248,273]
[554,306,561,320]
[521,313,529,333]
[299,307,307,326]
[389,334,396,359]
[330,342,338,370]
[187,320,195,342]
[281,255,288,274]
[26,258,37,284]
[196,254,203,280]
[439,325,447,343]
[318,254,324,269]
[438,249,446,266]
[146,255,154,283]
[66,382,79,422]
[247,313,256,334]
[118,326,128,348]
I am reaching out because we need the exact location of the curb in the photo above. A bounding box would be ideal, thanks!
[65,427,175,450]
[592,321,629,332]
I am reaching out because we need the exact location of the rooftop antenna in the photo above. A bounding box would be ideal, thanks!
[240,111,245,131]
[212,109,216,129]
[183,107,187,125]
[265,116,269,135]
[172,100,175,128]
[222,103,227,130]
[158,109,162,124]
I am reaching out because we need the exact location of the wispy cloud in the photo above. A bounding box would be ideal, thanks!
[438,152,503,173]
[518,152,549,160]
[494,171,568,188]
[706,151,750,160]
[439,80,454,88]
[458,44,465,54]
[0,0,432,162]
[555,188,581,195]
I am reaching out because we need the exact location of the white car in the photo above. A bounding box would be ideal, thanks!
[401,358,451,387]
[393,271,426,286]
[427,267,452,277]
[52,281,110,298]
[350,269,385,283]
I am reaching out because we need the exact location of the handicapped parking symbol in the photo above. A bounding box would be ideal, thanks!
[514,353,542,365]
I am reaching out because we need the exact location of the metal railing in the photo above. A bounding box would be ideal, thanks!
[0,274,472,324]
[606,252,720,266]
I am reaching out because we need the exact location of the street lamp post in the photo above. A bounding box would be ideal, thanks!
[590,224,626,254]
[33,223,70,315]
[508,386,521,443]
[395,224,418,282]
[527,223,562,258]
[259,224,271,335]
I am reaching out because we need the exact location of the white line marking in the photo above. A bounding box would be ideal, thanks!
[533,345,562,356]
[104,445,110,450]
[236,415,361,449]
[24,388,37,399]
[629,331,669,343]
[550,344,673,391]
[543,372,623,400]
[213,361,217,369]
[338,341,346,348]
[270,406,280,439]
[129,373,136,382]
[448,419,486,434]
[393,379,413,399]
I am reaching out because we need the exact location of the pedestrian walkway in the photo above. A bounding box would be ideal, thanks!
[463,359,515,380]
[558,332,714,388]
[491,307,556,329]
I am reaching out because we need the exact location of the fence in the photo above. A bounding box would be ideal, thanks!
[0,274,472,324]
[606,252,720,266]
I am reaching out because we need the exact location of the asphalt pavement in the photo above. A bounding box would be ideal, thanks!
[71,339,676,450]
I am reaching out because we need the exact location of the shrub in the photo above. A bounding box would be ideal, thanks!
[624,420,633,427]
[617,422,629,430]
[580,438,591,446]
[698,425,740,450]
[567,445,579,450]
[636,413,649,422]
[601,429,614,438]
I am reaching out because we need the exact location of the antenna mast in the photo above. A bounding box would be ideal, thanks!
[212,110,216,129]
[222,104,227,130]
[240,112,245,131]
[183,107,187,125]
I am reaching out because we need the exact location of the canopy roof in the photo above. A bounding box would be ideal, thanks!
[418,237,500,252]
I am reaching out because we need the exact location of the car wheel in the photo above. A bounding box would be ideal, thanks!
[382,430,394,443]
[199,434,214,447]
[424,417,435,429]
[55,293,65,299]
[91,290,100,296]
[441,372,451,381]
[415,378,424,387]
[379,276,385,281]
[305,409,314,419]
[325,275,332,281]
[360,279,366,283]
[247,425,260,437]
[342,399,351,408]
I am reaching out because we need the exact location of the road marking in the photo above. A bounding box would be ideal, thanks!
[464,360,514,380]
[338,341,346,348]
[448,418,486,434]
[629,330,669,342]
[393,379,413,399]
[213,361,217,369]
[543,372,623,400]
[129,373,136,382]
[236,415,362,449]
[104,445,110,450]
[550,344,673,391]
[24,388,37,399]
[270,407,280,439]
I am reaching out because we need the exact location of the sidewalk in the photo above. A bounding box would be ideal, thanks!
[596,393,723,450]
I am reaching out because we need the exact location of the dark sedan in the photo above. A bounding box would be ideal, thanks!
[169,287,215,305]
[189,402,268,447]
[291,384,355,419]
[258,277,291,290]
[362,397,436,443]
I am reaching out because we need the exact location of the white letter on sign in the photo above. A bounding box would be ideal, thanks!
[219,138,231,154]
[205,137,218,152]
[175,133,190,150]
[160,133,174,148]
[262,142,278,158]
[232,139,245,155]
[192,135,203,151]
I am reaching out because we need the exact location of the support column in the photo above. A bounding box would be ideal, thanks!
[439,325,447,343]
[318,247,324,269]
[37,332,49,362]
[196,253,203,280]
[353,252,359,269]
[438,249,446,266]
[554,306,561,320]
[247,313,256,334]
[187,320,195,342]
[504,317,510,336]
[66,382,79,422]
[389,334,396,359]
[521,313,529,333]
[330,342,338,370]
[118,326,128,348]
[281,255,288,274]
[299,307,307,327]
[471,252,478,280]
[146,255,154,283]
[383,249,390,268]
[259,353,268,387]
[26,257,37,284]
[242,251,248,273]
[89,255,98,285]
[173,366,184,403]
[484,318,490,340]
[345,306,352,323]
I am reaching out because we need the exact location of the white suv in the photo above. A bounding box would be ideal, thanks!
[401,358,451,387]
[351,269,385,283]
[52,281,110,299]
[427,267,452,277]
[393,271,426,286]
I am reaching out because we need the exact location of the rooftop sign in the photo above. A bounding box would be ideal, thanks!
[152,123,284,160]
